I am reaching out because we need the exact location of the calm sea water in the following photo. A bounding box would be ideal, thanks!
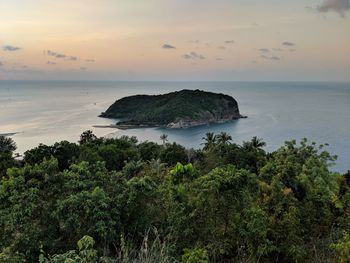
[0,81,349,173]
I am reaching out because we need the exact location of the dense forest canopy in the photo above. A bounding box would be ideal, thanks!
[0,132,349,262]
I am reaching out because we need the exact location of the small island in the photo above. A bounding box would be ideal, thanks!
[99,89,246,129]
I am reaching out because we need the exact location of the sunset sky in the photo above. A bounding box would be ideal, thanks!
[0,0,349,81]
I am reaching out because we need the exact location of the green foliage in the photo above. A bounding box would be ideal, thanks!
[169,162,194,184]
[331,232,350,263]
[0,135,17,176]
[79,130,98,145]
[160,142,187,166]
[0,136,16,153]
[0,132,349,262]
[182,248,209,263]
[43,235,98,262]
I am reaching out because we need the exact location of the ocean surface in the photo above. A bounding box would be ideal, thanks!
[0,81,349,173]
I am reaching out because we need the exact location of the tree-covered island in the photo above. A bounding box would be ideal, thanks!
[100,90,246,129]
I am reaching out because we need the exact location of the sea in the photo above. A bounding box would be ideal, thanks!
[0,81,349,173]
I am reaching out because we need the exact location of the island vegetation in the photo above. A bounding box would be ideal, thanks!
[100,90,245,129]
[0,132,349,262]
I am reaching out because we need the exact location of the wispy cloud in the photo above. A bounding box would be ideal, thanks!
[3,45,21,52]
[261,55,281,61]
[46,61,56,65]
[218,46,226,50]
[0,61,3,66]
[259,48,270,53]
[282,42,296,46]
[216,58,224,61]
[224,40,235,44]
[162,44,176,49]
[80,67,87,70]
[46,50,66,58]
[86,59,95,62]
[316,0,350,17]
[270,56,281,61]
[182,52,205,60]
[46,50,79,61]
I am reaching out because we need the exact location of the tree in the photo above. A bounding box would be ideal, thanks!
[0,136,17,176]
[216,132,232,145]
[160,142,187,166]
[160,134,168,145]
[247,136,266,149]
[0,136,16,153]
[148,158,167,174]
[79,130,97,145]
[201,132,217,150]
[138,141,162,161]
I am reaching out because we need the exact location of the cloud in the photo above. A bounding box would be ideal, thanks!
[270,56,281,61]
[46,50,79,61]
[46,50,66,58]
[282,42,296,46]
[259,48,270,53]
[162,44,176,49]
[216,58,223,61]
[224,40,235,44]
[272,48,283,52]
[261,55,281,61]
[218,46,226,50]
[316,0,350,16]
[3,45,21,51]
[80,67,87,71]
[0,61,3,66]
[182,52,205,60]
[46,61,56,65]
[86,59,95,62]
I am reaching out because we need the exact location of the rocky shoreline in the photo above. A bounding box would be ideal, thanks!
[166,114,247,129]
[94,115,247,130]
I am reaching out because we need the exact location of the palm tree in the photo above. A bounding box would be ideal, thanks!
[160,134,168,145]
[0,135,16,153]
[217,132,232,145]
[251,136,266,148]
[201,132,217,150]
[243,136,266,150]
[148,158,166,174]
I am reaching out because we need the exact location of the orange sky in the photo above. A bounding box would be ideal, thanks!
[0,0,349,81]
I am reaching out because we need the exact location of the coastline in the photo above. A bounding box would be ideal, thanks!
[94,115,247,130]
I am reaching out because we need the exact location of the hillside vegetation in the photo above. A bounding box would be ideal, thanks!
[0,132,349,262]
[100,90,242,128]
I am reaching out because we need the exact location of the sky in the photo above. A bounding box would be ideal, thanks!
[0,0,349,81]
